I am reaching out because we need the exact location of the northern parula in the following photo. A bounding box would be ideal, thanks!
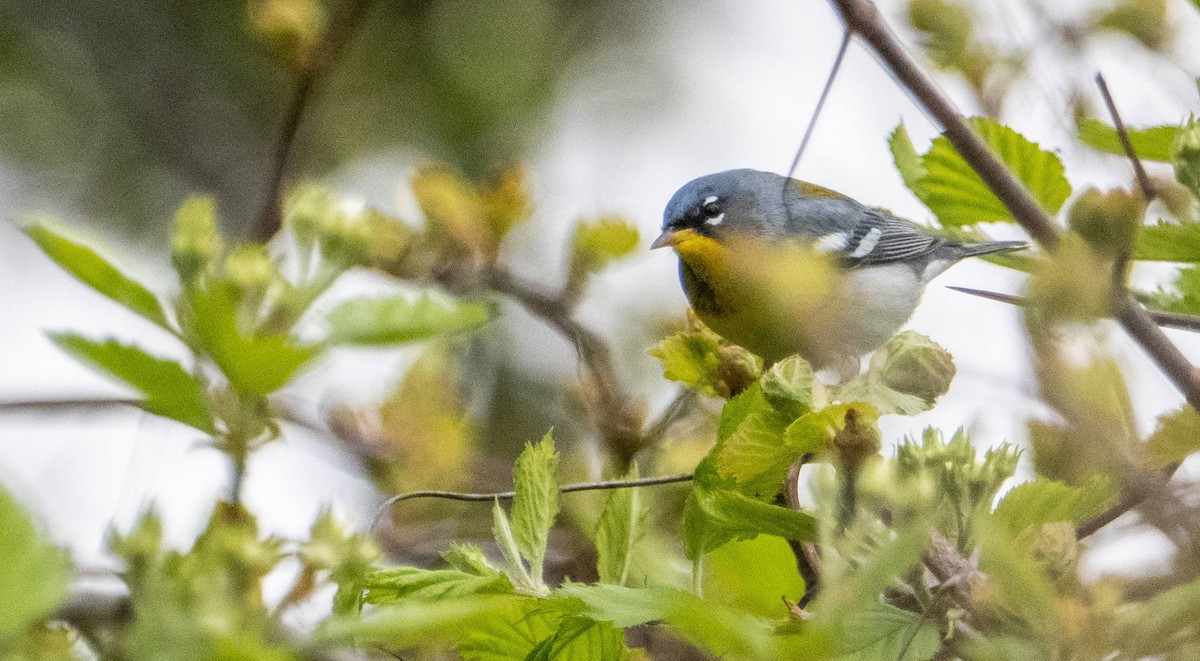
[652,169,1025,374]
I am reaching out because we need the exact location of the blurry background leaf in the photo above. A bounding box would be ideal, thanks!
[1077,119,1176,162]
[185,283,318,394]
[1142,405,1200,467]
[326,291,494,345]
[992,476,1115,535]
[49,333,214,433]
[0,485,69,638]
[565,217,639,297]
[25,224,168,328]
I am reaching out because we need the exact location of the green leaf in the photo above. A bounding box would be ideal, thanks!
[833,332,955,415]
[717,383,768,442]
[594,464,647,586]
[524,616,624,661]
[1135,220,1200,262]
[1077,118,1176,162]
[491,500,534,593]
[568,217,639,280]
[917,118,1071,226]
[704,536,806,617]
[326,291,494,345]
[364,567,512,603]
[443,543,502,578]
[457,601,559,661]
[648,329,722,397]
[889,122,928,196]
[992,476,1116,535]
[553,583,774,658]
[1143,405,1200,467]
[760,355,817,417]
[184,283,318,394]
[511,432,560,589]
[683,487,817,559]
[317,595,520,648]
[712,410,794,500]
[0,485,70,637]
[834,603,940,661]
[49,334,214,433]
[25,224,168,328]
[1118,576,1200,658]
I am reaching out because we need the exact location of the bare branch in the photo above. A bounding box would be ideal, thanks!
[256,0,378,241]
[1095,73,1157,202]
[947,285,1200,332]
[371,472,694,530]
[785,30,852,181]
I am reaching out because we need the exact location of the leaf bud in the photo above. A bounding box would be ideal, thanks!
[171,196,224,284]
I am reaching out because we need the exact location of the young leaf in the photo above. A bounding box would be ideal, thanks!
[712,410,794,500]
[458,601,560,661]
[1142,405,1200,467]
[1135,220,1200,262]
[510,432,560,588]
[594,464,647,586]
[759,355,817,417]
[647,329,722,398]
[443,543,502,578]
[364,567,511,603]
[917,118,1071,226]
[889,122,928,196]
[567,217,639,291]
[833,603,940,661]
[0,486,70,637]
[49,334,214,433]
[683,487,817,559]
[991,476,1116,535]
[184,283,318,394]
[326,291,495,345]
[1077,118,1176,162]
[717,383,769,442]
[524,616,624,661]
[317,595,520,648]
[25,224,168,329]
[491,500,534,593]
[553,583,774,658]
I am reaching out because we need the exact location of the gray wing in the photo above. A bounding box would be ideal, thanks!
[782,195,944,269]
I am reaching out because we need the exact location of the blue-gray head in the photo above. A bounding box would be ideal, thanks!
[652,169,794,249]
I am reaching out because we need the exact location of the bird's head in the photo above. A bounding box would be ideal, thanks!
[652,169,789,250]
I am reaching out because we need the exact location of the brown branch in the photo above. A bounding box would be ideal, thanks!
[828,0,1200,536]
[256,0,377,241]
[946,286,1200,332]
[1095,73,1157,202]
[371,472,694,530]
[486,268,648,466]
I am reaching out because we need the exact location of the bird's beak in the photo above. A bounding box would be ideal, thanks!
[650,229,678,250]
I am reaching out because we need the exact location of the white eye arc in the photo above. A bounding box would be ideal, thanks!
[703,196,719,205]
[705,213,725,226]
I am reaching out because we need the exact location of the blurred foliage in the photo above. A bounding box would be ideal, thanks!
[12,0,1200,659]
[0,0,653,237]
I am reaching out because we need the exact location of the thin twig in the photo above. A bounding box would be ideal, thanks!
[371,473,694,530]
[946,285,1200,332]
[785,30,852,181]
[256,0,377,240]
[827,0,1200,535]
[1095,73,1157,202]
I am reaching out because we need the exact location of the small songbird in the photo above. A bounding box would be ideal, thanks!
[652,169,1026,375]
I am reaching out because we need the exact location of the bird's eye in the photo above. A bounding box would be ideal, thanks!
[702,201,722,217]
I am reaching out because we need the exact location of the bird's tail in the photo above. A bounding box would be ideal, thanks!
[954,240,1028,258]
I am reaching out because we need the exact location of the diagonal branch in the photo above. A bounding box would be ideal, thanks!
[1094,73,1157,202]
[256,0,377,241]
[827,0,1200,536]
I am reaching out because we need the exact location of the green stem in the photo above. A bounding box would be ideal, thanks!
[691,555,704,598]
